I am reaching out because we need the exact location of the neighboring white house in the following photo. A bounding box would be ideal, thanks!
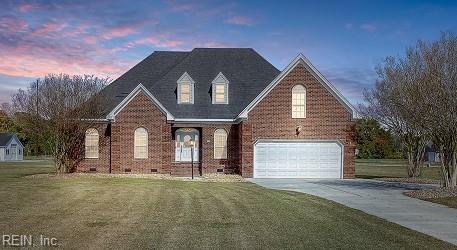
[0,132,24,161]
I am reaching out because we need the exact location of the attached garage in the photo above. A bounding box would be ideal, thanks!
[253,140,343,178]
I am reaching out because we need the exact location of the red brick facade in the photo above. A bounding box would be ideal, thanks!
[239,63,355,178]
[77,62,355,178]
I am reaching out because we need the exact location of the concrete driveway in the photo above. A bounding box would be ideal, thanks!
[250,178,457,245]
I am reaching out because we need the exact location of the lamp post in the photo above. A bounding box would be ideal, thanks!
[189,139,195,180]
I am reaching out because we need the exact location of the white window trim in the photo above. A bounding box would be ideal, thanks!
[177,72,195,104]
[213,129,228,159]
[134,127,148,159]
[85,128,99,159]
[292,84,306,119]
[212,72,229,104]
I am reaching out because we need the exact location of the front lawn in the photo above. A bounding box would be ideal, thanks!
[0,160,455,249]
[355,159,441,180]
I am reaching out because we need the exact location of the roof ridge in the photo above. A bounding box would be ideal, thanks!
[145,51,194,90]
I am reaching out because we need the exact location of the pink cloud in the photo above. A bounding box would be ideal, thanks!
[224,16,254,26]
[102,26,137,40]
[0,16,29,32]
[0,48,131,79]
[84,36,98,44]
[17,3,43,12]
[127,35,183,49]
[65,25,88,37]
[32,21,68,36]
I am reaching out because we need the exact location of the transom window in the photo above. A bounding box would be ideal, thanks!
[177,72,195,104]
[134,127,148,159]
[212,72,229,104]
[292,85,306,118]
[213,129,227,159]
[85,128,99,159]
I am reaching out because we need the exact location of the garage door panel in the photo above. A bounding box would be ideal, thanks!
[254,141,342,179]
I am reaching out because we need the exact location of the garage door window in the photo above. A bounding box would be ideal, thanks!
[292,85,306,118]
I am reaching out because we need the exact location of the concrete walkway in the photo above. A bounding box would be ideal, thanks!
[250,178,457,245]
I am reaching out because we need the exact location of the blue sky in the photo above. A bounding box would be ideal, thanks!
[0,0,456,105]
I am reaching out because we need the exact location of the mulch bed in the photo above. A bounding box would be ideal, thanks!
[404,187,457,200]
[376,177,440,185]
[25,173,246,182]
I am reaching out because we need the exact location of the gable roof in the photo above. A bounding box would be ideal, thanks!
[239,54,358,119]
[100,48,280,120]
[107,84,174,120]
[0,132,22,147]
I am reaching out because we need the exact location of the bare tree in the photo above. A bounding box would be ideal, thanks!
[420,33,457,187]
[365,32,457,187]
[12,74,109,173]
[363,46,429,177]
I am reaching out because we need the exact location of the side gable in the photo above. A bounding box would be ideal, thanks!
[9,136,24,149]
[0,134,24,149]
[107,84,174,121]
[238,54,358,119]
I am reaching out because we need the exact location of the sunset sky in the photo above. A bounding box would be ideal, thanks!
[1,0,456,105]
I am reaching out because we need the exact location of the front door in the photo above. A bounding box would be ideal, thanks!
[175,128,199,162]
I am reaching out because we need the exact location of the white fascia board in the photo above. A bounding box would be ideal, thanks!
[177,72,195,84]
[106,83,175,121]
[5,135,24,149]
[238,53,359,119]
[173,118,236,124]
[211,72,229,84]
[80,119,110,123]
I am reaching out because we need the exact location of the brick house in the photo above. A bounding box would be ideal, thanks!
[77,48,357,178]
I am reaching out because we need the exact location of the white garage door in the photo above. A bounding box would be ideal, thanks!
[254,141,342,178]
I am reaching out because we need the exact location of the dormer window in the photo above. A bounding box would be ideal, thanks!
[212,72,229,104]
[177,72,195,104]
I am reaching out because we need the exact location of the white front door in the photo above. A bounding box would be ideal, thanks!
[254,141,342,178]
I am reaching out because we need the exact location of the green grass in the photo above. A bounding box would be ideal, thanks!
[0,160,455,249]
[356,158,441,180]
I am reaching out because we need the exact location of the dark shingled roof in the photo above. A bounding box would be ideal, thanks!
[0,132,15,146]
[99,48,280,119]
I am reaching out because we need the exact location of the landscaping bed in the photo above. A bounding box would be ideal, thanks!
[25,172,246,182]
[404,187,457,209]
[376,177,440,185]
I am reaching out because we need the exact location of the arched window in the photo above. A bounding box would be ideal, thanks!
[85,128,99,159]
[134,127,148,159]
[214,129,227,159]
[292,85,306,118]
